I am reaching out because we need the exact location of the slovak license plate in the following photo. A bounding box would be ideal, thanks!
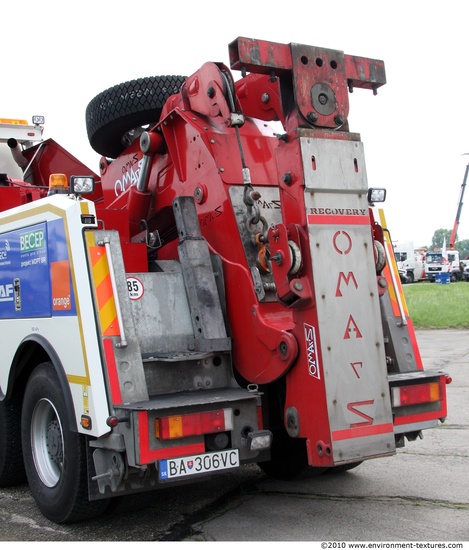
[159,449,239,480]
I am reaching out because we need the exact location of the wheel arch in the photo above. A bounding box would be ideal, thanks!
[6,335,77,432]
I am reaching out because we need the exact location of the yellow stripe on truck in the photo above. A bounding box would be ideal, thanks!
[378,208,409,318]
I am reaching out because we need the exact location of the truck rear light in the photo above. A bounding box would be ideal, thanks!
[155,409,233,440]
[391,382,440,407]
[246,430,273,451]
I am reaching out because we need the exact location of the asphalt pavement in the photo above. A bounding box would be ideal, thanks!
[0,329,468,542]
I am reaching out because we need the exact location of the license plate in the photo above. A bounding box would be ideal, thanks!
[159,449,239,480]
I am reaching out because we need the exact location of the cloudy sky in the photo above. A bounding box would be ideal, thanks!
[2,0,469,247]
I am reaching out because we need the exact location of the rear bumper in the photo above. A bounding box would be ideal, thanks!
[116,388,266,467]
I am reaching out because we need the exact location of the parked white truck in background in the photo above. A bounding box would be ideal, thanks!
[425,249,463,282]
[393,241,426,283]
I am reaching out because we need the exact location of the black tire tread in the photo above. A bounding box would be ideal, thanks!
[258,430,310,480]
[85,75,186,158]
[22,362,108,523]
[0,393,26,487]
[326,461,363,474]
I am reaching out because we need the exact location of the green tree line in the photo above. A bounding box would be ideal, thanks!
[429,228,469,259]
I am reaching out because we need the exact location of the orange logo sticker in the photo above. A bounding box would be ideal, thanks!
[51,260,71,310]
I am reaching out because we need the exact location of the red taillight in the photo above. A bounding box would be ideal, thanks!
[155,409,233,440]
[392,382,440,407]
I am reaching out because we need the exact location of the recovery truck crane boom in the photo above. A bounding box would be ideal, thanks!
[0,37,449,524]
[449,159,468,248]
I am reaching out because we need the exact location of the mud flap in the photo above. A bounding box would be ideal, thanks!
[303,137,395,463]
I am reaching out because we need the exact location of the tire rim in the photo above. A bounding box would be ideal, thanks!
[30,398,64,487]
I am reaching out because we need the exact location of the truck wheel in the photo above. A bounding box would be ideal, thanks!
[21,362,108,523]
[326,461,363,474]
[0,393,26,487]
[258,430,327,479]
[85,75,187,158]
[258,431,306,479]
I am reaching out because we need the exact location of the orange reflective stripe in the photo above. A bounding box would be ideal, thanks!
[88,245,120,336]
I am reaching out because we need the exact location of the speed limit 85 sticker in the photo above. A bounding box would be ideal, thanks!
[126,276,144,300]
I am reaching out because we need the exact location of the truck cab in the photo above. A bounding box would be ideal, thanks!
[393,241,425,283]
[425,250,461,282]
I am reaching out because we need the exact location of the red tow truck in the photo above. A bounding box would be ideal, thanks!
[0,37,449,523]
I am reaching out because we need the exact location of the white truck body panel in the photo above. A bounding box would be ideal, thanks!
[0,195,111,436]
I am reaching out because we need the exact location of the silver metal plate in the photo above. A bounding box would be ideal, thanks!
[302,137,395,462]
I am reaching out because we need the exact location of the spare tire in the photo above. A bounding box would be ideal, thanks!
[85,75,187,158]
